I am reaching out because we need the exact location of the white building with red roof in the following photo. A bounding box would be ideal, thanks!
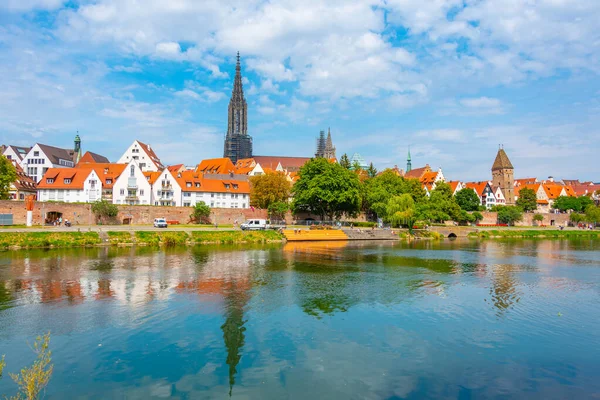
[117,140,164,172]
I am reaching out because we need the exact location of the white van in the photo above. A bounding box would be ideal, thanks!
[153,218,168,228]
[240,219,268,231]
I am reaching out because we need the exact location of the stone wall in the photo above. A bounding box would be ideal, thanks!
[0,200,267,226]
[479,211,570,226]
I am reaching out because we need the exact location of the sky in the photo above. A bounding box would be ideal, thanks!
[0,0,599,182]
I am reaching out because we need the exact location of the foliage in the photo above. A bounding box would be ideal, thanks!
[0,355,5,378]
[3,332,53,400]
[516,188,538,212]
[385,194,416,231]
[418,182,461,223]
[339,153,351,169]
[267,201,289,220]
[190,230,283,244]
[190,201,211,224]
[0,232,101,250]
[457,209,476,224]
[366,163,378,178]
[91,200,118,223]
[468,229,599,239]
[553,196,594,213]
[0,156,18,200]
[472,211,484,223]
[249,172,291,209]
[532,214,545,223]
[134,231,189,246]
[455,188,481,211]
[292,158,361,220]
[569,213,585,223]
[495,206,524,226]
[363,170,427,220]
[585,205,600,225]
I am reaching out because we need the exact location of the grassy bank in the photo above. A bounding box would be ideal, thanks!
[0,232,101,250]
[468,229,599,239]
[0,230,284,250]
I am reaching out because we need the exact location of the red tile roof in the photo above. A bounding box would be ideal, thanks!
[196,158,236,175]
[252,156,311,171]
[77,151,110,165]
[464,181,489,196]
[37,168,96,189]
[404,165,431,179]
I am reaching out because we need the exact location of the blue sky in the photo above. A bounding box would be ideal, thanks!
[1,0,599,181]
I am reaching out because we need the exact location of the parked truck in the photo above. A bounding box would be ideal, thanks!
[240,219,286,231]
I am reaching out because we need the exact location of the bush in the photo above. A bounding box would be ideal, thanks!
[347,221,377,227]
[91,200,119,224]
[190,201,211,224]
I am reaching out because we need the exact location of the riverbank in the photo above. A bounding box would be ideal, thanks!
[468,229,599,239]
[0,230,284,250]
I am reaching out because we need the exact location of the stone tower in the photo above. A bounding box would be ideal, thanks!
[315,130,326,158]
[223,52,253,163]
[491,146,515,205]
[406,146,412,173]
[74,133,82,163]
[324,128,336,159]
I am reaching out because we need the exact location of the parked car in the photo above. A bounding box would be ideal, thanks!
[240,219,286,231]
[153,218,168,228]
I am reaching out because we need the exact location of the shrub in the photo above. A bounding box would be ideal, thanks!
[190,202,211,224]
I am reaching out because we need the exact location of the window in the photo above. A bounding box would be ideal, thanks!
[231,194,234,199]
[243,194,247,199]
[233,184,238,189]
[34,151,39,156]
[46,178,54,184]
[64,178,71,184]
[106,179,112,185]
[140,189,144,195]
[195,183,200,188]
[210,202,214,207]
[6,155,11,160]
[186,182,192,187]
[130,165,135,177]
[224,184,230,189]
[211,193,214,198]
[120,189,125,195]
[183,192,191,197]
[184,202,190,207]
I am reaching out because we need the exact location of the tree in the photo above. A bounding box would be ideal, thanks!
[516,187,538,212]
[578,196,594,212]
[268,201,289,221]
[339,153,351,169]
[249,172,291,209]
[0,156,17,200]
[91,200,118,224]
[363,170,406,218]
[428,182,461,222]
[455,188,481,211]
[292,158,361,221]
[472,211,484,224]
[496,205,523,226]
[190,201,211,224]
[351,160,362,171]
[386,194,416,232]
[366,163,378,178]
[570,212,585,223]
[553,196,579,212]
[532,214,544,225]
[585,205,600,226]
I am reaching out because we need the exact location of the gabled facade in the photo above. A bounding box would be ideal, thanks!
[22,143,78,183]
[493,186,506,205]
[2,145,31,168]
[8,161,37,200]
[112,160,153,205]
[117,140,164,172]
[153,169,181,206]
[448,181,465,196]
[420,168,445,191]
[465,181,496,209]
[37,168,102,203]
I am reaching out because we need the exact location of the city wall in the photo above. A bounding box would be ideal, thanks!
[0,200,267,226]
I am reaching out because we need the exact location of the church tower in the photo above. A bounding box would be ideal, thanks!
[406,147,412,172]
[223,52,253,163]
[491,146,515,205]
[323,128,336,159]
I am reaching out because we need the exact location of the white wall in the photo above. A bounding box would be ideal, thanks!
[117,140,159,172]
[37,170,102,203]
[112,160,153,205]
[22,144,67,183]
[153,169,181,206]
[3,147,26,169]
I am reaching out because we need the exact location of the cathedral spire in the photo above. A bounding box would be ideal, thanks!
[406,146,412,172]
[224,52,252,163]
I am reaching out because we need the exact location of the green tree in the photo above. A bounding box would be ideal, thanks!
[577,196,594,212]
[386,194,416,232]
[428,182,461,222]
[552,196,578,212]
[351,160,362,171]
[585,205,600,226]
[404,178,428,203]
[0,156,17,200]
[516,187,538,212]
[267,201,289,221]
[455,188,481,211]
[190,201,211,224]
[339,154,351,170]
[570,212,585,223]
[472,211,484,224]
[91,200,118,224]
[249,172,291,209]
[532,214,544,225]
[363,170,406,218]
[366,163,378,178]
[496,205,523,226]
[292,158,361,221]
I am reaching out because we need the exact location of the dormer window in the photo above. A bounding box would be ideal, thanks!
[106,179,112,185]
[186,182,192,187]
[224,184,230,189]
[195,183,200,188]
[46,178,54,184]
[64,178,71,184]
[232,184,238,189]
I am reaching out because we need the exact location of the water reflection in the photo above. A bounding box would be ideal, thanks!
[0,240,599,398]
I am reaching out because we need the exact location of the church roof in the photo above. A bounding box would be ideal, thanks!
[492,149,513,170]
[404,164,431,179]
[77,151,110,165]
[252,156,311,171]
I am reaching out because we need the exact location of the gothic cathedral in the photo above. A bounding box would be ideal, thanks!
[223,52,253,163]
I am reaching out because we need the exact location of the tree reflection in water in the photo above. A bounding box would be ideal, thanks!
[221,282,250,396]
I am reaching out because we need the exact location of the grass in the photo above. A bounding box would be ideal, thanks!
[0,232,101,250]
[468,229,600,239]
[106,231,133,245]
[190,230,284,244]
[134,231,189,246]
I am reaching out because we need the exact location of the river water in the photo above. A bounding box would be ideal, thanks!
[1,239,599,399]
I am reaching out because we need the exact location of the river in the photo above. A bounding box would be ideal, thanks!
[1,239,599,399]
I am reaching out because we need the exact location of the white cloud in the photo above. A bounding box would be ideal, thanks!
[0,0,65,12]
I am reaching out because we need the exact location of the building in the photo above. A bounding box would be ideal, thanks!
[315,128,336,159]
[22,140,80,183]
[112,160,153,205]
[223,53,253,163]
[404,164,432,179]
[420,168,445,191]
[465,181,497,209]
[197,158,236,175]
[37,168,102,203]
[8,161,37,200]
[2,145,31,167]
[236,156,311,174]
[448,181,465,196]
[350,153,368,170]
[117,140,164,172]
[491,147,515,205]
[77,151,110,165]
